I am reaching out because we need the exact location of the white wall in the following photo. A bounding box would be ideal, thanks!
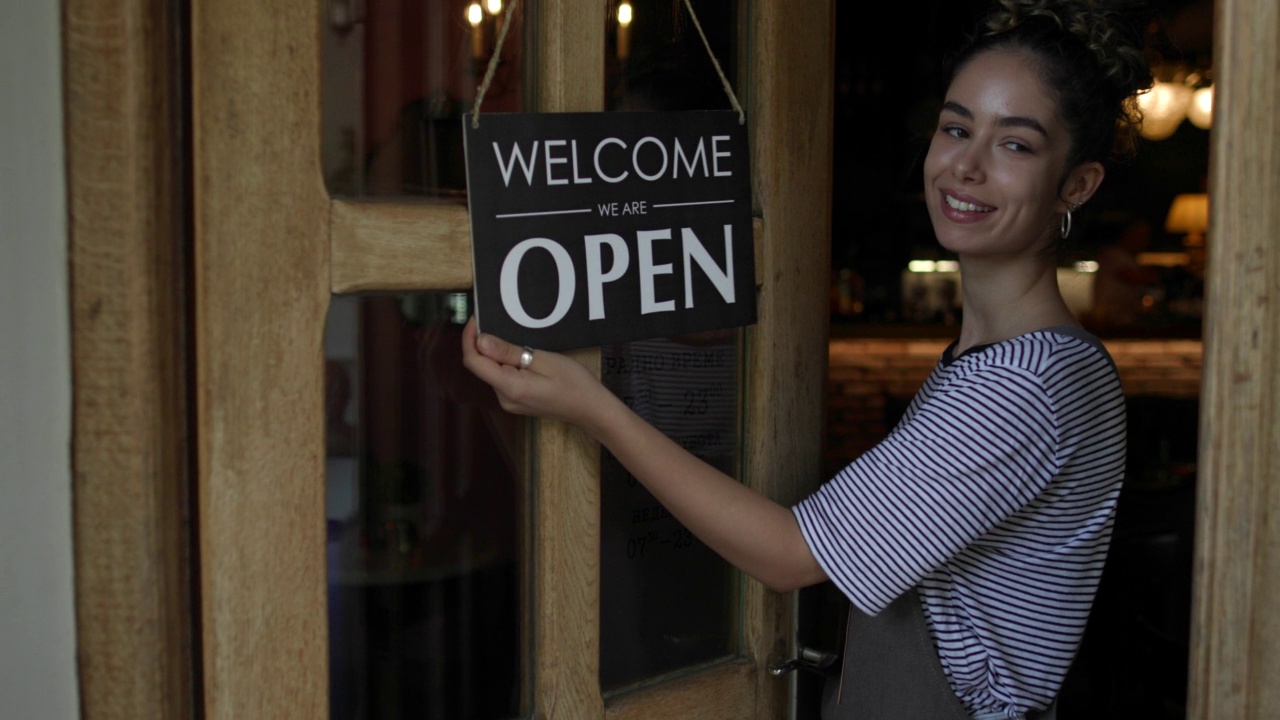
[0,0,81,717]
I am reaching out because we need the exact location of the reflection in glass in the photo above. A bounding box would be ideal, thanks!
[598,0,745,693]
[599,332,741,691]
[606,0,741,113]
[325,293,525,719]
[322,0,525,198]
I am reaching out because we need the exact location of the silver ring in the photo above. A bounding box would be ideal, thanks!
[519,346,534,370]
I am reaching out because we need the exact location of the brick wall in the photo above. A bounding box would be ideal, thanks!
[825,338,1203,476]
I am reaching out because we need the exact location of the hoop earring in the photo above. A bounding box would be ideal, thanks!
[1060,202,1081,240]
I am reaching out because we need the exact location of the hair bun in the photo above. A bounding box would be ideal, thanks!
[983,0,1153,98]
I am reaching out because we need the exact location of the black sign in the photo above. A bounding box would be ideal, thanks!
[463,111,755,351]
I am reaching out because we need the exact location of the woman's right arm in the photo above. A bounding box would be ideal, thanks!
[461,318,828,592]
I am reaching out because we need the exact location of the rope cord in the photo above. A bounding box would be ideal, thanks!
[682,0,745,124]
[471,0,522,128]
[471,0,744,125]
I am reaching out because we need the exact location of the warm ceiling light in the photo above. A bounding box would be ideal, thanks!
[1137,81,1193,140]
[1188,85,1214,130]
[467,3,483,25]
[618,2,633,26]
[486,0,502,15]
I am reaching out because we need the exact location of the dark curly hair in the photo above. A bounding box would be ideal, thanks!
[949,0,1154,173]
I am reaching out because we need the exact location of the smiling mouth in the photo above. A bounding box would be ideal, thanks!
[944,193,994,213]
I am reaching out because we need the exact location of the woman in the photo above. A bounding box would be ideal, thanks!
[462,1,1152,716]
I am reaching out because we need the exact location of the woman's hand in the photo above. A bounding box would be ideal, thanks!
[460,317,611,429]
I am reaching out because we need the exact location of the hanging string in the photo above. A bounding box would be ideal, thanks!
[681,0,745,124]
[471,0,523,128]
[471,0,745,126]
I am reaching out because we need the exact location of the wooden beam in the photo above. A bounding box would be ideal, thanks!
[330,200,473,293]
[743,1,835,718]
[64,0,194,717]
[606,662,755,720]
[528,1,607,719]
[191,0,331,716]
[1189,0,1280,717]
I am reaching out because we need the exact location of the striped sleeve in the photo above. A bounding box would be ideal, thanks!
[793,364,1061,615]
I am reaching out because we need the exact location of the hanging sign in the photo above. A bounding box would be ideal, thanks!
[462,111,755,352]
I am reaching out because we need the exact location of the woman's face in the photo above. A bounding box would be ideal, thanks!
[923,48,1097,260]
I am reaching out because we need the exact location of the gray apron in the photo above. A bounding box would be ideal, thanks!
[821,589,1057,720]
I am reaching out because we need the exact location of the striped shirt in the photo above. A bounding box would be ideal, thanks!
[794,327,1126,717]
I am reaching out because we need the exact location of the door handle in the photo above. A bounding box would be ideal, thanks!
[768,645,839,677]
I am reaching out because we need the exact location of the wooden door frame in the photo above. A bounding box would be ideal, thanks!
[1188,0,1280,716]
[64,1,194,718]
[66,0,1280,718]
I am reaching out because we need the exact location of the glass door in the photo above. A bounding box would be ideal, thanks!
[189,0,833,718]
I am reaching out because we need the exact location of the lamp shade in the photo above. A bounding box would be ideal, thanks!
[1165,193,1209,244]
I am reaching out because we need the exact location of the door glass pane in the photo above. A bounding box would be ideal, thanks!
[599,332,742,691]
[606,0,743,113]
[600,1,745,691]
[325,293,527,719]
[322,0,525,198]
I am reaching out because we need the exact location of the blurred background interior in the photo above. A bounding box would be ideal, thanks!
[320,1,1210,717]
